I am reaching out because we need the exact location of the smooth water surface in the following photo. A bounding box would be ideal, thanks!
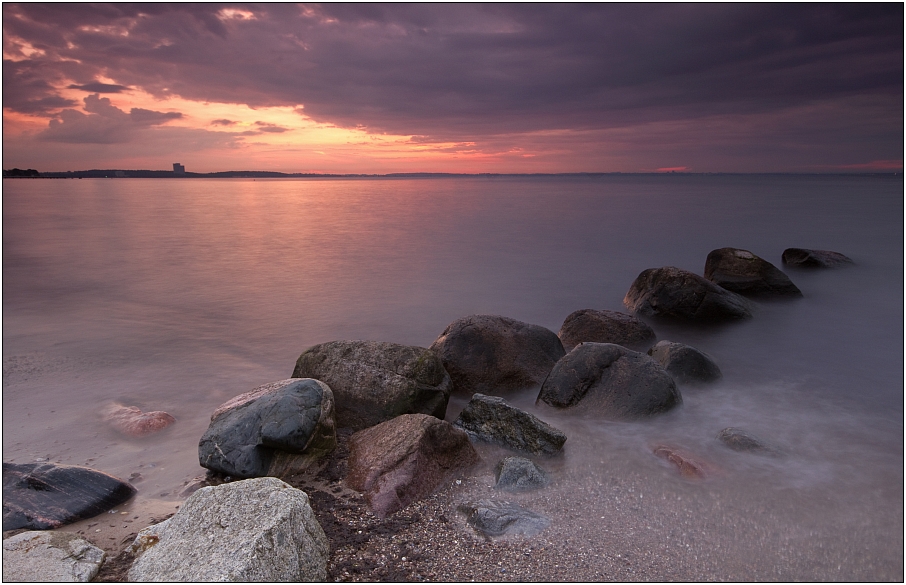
[3,175,903,579]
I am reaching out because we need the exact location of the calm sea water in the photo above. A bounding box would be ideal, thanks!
[3,175,903,578]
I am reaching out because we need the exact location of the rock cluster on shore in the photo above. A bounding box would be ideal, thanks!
[1,244,854,581]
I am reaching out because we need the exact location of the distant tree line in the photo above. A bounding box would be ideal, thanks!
[3,168,40,177]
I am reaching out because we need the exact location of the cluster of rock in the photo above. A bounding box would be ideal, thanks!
[1,244,850,579]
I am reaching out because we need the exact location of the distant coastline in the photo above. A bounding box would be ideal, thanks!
[3,168,901,179]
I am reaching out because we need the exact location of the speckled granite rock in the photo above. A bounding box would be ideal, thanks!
[454,393,566,456]
[3,531,105,582]
[624,266,753,322]
[558,308,656,352]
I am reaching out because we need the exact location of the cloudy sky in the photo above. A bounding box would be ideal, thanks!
[3,3,902,173]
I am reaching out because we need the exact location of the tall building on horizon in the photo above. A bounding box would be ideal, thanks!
[173,163,185,173]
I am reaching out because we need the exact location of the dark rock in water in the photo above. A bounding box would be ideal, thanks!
[2,462,136,531]
[292,340,451,431]
[101,404,175,437]
[651,445,712,479]
[494,457,548,491]
[346,414,478,518]
[781,248,854,268]
[704,247,802,297]
[647,340,722,384]
[623,266,753,323]
[558,308,656,352]
[537,343,681,420]
[429,314,565,396]
[458,500,550,537]
[199,378,337,479]
[454,393,566,456]
[717,427,782,456]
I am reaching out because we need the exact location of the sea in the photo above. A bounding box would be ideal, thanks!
[3,174,903,579]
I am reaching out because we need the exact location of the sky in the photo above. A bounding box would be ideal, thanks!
[2,3,903,174]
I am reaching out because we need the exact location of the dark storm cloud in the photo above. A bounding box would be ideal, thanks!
[3,3,902,144]
[67,82,131,93]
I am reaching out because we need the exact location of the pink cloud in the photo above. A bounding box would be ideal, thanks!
[656,166,689,172]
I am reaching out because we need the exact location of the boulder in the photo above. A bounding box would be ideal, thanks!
[454,393,566,456]
[457,500,550,538]
[3,531,106,582]
[537,343,681,420]
[652,444,710,479]
[101,404,175,437]
[127,477,328,582]
[647,340,722,384]
[624,266,753,323]
[198,378,337,479]
[3,462,136,531]
[292,340,451,431]
[558,308,656,352]
[494,457,549,491]
[429,314,565,396]
[346,414,478,518]
[717,427,782,456]
[704,247,802,297]
[781,248,854,268]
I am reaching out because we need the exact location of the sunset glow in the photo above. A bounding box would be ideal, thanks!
[3,4,902,173]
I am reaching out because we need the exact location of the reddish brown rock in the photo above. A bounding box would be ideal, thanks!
[651,444,713,479]
[346,414,479,518]
[558,309,656,352]
[102,404,176,437]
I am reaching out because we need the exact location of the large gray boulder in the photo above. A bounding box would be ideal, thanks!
[704,247,802,297]
[198,378,337,479]
[292,340,451,430]
[558,308,656,352]
[128,477,328,582]
[454,393,567,456]
[458,500,550,538]
[537,343,681,420]
[429,314,565,396]
[3,462,136,531]
[624,266,753,323]
[647,340,722,384]
[346,414,479,518]
[3,531,105,582]
[781,247,853,268]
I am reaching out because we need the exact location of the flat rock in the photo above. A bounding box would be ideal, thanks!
[652,444,711,479]
[346,414,479,518]
[537,343,681,420]
[494,457,549,491]
[292,340,451,431]
[624,266,753,323]
[101,404,175,437]
[454,393,567,456]
[458,500,550,538]
[3,462,136,531]
[198,378,337,479]
[781,247,854,268]
[429,314,565,396]
[704,247,802,297]
[558,308,656,352]
[647,340,721,384]
[3,530,106,582]
[128,477,328,582]
[717,427,783,456]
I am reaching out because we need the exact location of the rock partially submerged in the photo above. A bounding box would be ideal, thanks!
[537,343,681,420]
[128,477,328,582]
[647,340,722,384]
[292,340,451,431]
[101,404,175,437]
[3,531,106,582]
[198,378,337,479]
[458,500,550,538]
[429,314,565,396]
[624,266,753,323]
[3,462,136,531]
[558,308,656,352]
[652,444,711,479]
[494,457,549,491]
[454,393,566,456]
[346,414,479,518]
[781,247,854,268]
[717,427,782,456]
[704,247,802,297]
